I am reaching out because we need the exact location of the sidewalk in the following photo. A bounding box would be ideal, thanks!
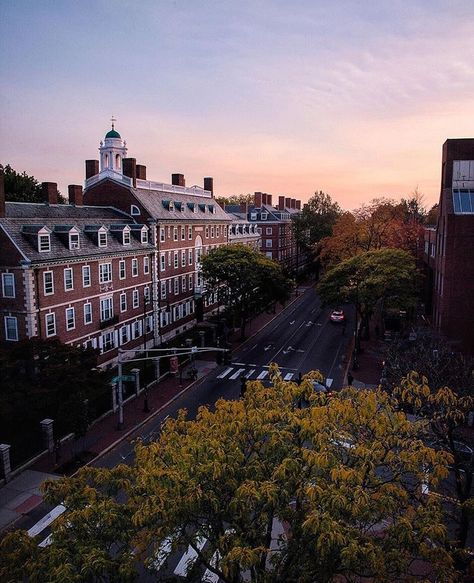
[0,287,309,531]
[349,337,387,390]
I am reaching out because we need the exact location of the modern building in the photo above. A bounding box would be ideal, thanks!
[423,138,474,355]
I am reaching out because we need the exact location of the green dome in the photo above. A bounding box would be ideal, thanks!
[105,128,121,139]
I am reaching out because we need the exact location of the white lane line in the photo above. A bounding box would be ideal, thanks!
[202,550,220,582]
[326,378,333,388]
[248,364,257,367]
[174,535,207,576]
[245,369,256,379]
[229,368,245,380]
[257,370,268,380]
[289,320,295,325]
[283,373,294,380]
[151,535,174,570]
[28,504,66,538]
[232,362,246,366]
[217,367,233,379]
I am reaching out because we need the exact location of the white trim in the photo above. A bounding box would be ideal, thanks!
[63,267,74,291]
[4,316,18,341]
[1,273,15,298]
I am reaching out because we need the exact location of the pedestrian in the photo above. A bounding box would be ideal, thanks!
[347,372,354,386]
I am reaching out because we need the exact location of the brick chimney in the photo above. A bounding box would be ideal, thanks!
[240,202,248,214]
[204,177,214,194]
[278,196,285,210]
[262,193,267,205]
[296,200,301,210]
[0,167,5,218]
[254,192,263,208]
[285,197,291,209]
[68,185,83,206]
[266,194,272,206]
[85,160,99,179]
[41,182,58,205]
[136,164,147,180]
[123,158,137,186]
[291,198,296,209]
[172,173,185,187]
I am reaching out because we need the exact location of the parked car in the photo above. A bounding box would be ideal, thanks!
[330,308,345,323]
[312,380,333,397]
[427,438,473,462]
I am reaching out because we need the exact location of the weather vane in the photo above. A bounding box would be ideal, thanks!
[110,115,117,130]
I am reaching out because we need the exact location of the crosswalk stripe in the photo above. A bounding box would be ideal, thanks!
[229,368,245,380]
[38,533,52,548]
[216,367,233,379]
[245,369,256,379]
[174,535,207,576]
[283,373,294,380]
[151,535,174,570]
[257,370,268,380]
[202,550,220,582]
[28,504,66,538]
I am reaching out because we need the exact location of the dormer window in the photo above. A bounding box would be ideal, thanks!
[123,227,131,245]
[169,201,174,211]
[250,212,257,221]
[261,212,268,220]
[69,232,80,250]
[38,232,51,252]
[208,205,215,214]
[141,228,148,243]
[98,228,108,247]
[131,205,140,216]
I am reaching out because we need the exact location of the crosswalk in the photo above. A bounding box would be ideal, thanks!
[216,364,297,382]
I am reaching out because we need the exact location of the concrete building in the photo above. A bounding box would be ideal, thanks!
[423,138,474,354]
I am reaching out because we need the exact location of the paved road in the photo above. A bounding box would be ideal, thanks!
[13,286,356,580]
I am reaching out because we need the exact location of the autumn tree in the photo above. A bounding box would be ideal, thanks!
[292,190,342,251]
[317,248,418,341]
[201,244,293,339]
[394,372,474,560]
[0,370,455,582]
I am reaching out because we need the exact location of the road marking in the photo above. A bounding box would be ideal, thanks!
[245,369,256,378]
[229,368,245,380]
[264,345,272,351]
[283,373,294,380]
[257,370,268,380]
[38,534,52,547]
[174,535,207,576]
[248,364,257,367]
[232,362,246,366]
[306,321,313,327]
[326,378,333,388]
[217,367,233,379]
[28,504,66,538]
[289,320,295,325]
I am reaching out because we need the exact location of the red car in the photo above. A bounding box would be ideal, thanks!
[330,309,345,323]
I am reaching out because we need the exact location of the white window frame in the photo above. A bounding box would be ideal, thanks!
[131,205,140,216]
[123,229,131,245]
[188,274,193,289]
[98,229,107,247]
[144,256,150,274]
[102,330,115,352]
[266,227,272,235]
[100,297,113,322]
[181,275,186,292]
[120,292,127,312]
[160,228,165,242]
[181,250,186,267]
[266,239,272,248]
[188,226,193,240]
[161,281,167,299]
[65,307,75,331]
[64,268,74,291]
[99,262,112,284]
[188,249,193,265]
[132,258,139,277]
[43,271,54,295]
[38,233,51,252]
[132,289,139,308]
[205,226,209,238]
[120,325,129,345]
[160,254,166,271]
[174,278,179,295]
[84,302,92,325]
[181,227,185,241]
[119,260,126,280]
[141,229,148,243]
[82,265,91,287]
[2,273,15,298]
[45,312,56,337]
[174,252,179,269]
[69,231,80,250]
[4,316,18,341]
[173,227,178,241]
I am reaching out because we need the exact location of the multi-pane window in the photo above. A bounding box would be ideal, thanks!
[132,259,138,277]
[211,226,215,238]
[160,254,166,271]
[100,297,113,321]
[132,321,141,339]
[168,251,172,266]
[84,303,92,324]
[64,268,74,291]
[266,239,272,248]
[82,265,91,287]
[2,273,15,298]
[181,251,186,267]
[181,276,186,292]
[123,230,131,245]
[188,250,193,265]
[120,292,127,312]
[205,226,209,238]
[160,228,165,242]
[188,226,192,240]
[119,260,126,279]
[99,263,112,284]
[161,282,166,299]
[168,279,172,293]
[141,229,148,243]
[181,227,185,241]
[174,252,179,269]
[69,232,80,250]
[188,274,193,289]
[216,226,220,237]
[132,289,139,308]
[144,286,150,303]
[120,326,129,345]
[102,331,114,351]
[5,316,18,341]
[144,256,150,274]
[266,227,272,235]
[98,231,107,247]
[65,307,75,331]
[174,278,179,294]
[39,234,51,252]
[173,227,178,241]
[45,313,56,336]
[43,271,54,295]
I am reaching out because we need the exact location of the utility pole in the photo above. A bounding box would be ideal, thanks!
[117,349,124,430]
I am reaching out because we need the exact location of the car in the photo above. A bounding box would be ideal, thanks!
[427,438,473,462]
[312,380,333,397]
[330,309,345,323]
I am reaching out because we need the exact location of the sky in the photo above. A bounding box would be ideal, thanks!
[1,0,473,210]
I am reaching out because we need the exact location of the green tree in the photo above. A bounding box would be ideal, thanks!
[317,248,418,341]
[1,163,65,203]
[201,244,293,339]
[292,190,342,251]
[0,371,455,582]
[216,193,254,208]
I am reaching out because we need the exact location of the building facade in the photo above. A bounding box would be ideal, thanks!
[423,138,474,355]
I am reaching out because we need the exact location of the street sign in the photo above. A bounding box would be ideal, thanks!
[111,375,135,383]
[170,356,179,374]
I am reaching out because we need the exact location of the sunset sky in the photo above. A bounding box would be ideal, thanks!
[1,0,473,209]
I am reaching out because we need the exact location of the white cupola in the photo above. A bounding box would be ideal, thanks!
[99,117,128,173]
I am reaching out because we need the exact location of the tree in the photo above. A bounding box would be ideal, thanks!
[394,372,474,559]
[216,193,254,208]
[292,190,341,252]
[317,248,418,341]
[1,163,65,203]
[0,339,105,464]
[201,244,293,339]
[0,370,455,582]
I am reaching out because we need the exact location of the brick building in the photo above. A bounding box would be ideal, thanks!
[423,138,474,355]
[0,180,154,365]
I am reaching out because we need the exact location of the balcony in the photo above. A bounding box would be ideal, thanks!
[99,315,119,329]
